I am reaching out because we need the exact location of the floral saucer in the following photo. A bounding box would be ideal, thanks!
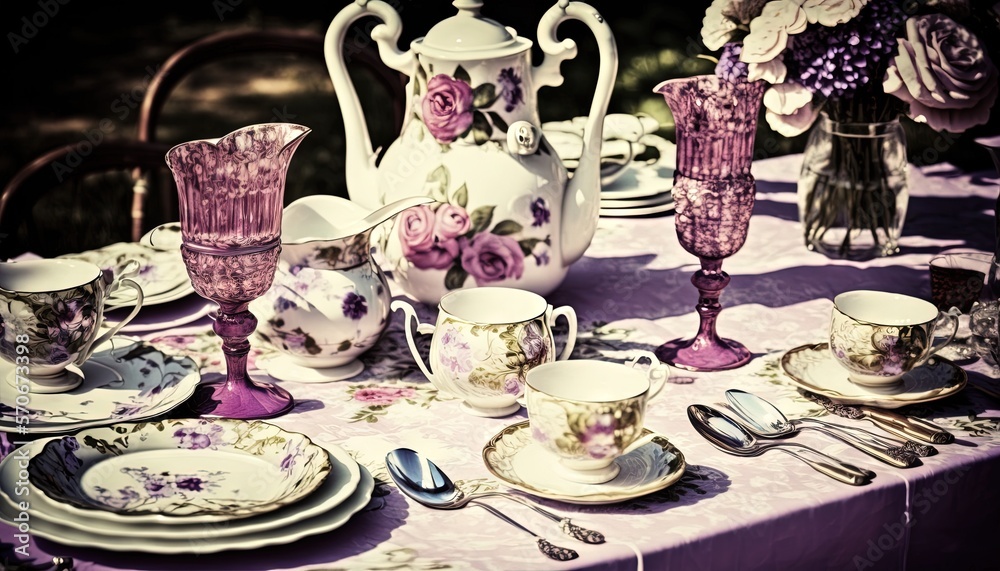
[482,420,686,504]
[780,343,968,409]
[28,418,332,523]
[0,338,200,434]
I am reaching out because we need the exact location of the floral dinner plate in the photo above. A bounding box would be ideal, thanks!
[0,337,199,433]
[28,418,332,522]
[482,420,686,504]
[1,437,360,541]
[780,343,968,408]
[0,445,373,554]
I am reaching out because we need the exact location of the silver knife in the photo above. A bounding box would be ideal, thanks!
[802,391,954,446]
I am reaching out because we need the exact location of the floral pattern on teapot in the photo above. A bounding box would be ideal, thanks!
[418,64,525,146]
[391,163,553,292]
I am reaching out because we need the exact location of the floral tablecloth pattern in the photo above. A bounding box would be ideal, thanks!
[3,154,1000,570]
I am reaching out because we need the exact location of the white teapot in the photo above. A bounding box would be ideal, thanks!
[325,0,618,303]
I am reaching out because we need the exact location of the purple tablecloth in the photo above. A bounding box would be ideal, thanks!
[3,154,999,570]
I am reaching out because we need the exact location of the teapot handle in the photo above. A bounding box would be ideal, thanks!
[325,0,416,209]
[534,0,618,266]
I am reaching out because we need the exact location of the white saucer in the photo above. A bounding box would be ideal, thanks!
[482,420,686,504]
[59,241,191,306]
[780,343,968,409]
[256,354,364,383]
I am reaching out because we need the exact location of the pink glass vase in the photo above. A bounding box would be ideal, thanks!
[166,122,311,419]
[652,75,765,372]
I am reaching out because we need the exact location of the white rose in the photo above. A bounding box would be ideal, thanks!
[883,14,999,132]
[763,82,819,137]
[741,0,809,63]
[800,0,868,27]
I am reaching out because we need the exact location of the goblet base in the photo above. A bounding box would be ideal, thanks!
[655,336,752,372]
[187,372,295,419]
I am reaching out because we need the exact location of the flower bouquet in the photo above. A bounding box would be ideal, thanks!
[702,0,998,259]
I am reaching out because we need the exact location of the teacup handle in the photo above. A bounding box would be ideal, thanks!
[547,305,578,360]
[923,307,961,362]
[76,278,145,365]
[391,300,438,384]
[626,350,670,400]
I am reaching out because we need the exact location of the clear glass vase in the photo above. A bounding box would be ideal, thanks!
[798,113,909,260]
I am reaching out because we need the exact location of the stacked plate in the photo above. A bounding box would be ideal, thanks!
[59,229,216,332]
[0,418,374,553]
[541,114,677,218]
[598,133,676,218]
[0,337,200,435]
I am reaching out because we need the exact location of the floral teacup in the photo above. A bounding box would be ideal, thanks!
[830,290,959,390]
[0,258,144,393]
[524,351,669,484]
[392,287,577,417]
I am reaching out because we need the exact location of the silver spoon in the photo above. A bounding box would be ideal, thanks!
[385,448,583,561]
[687,404,873,486]
[724,389,921,468]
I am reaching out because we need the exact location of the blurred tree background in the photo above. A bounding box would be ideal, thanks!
[1,0,998,256]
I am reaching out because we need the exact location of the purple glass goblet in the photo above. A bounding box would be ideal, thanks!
[652,75,765,372]
[166,122,311,419]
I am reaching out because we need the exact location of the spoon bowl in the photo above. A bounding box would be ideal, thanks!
[385,448,603,547]
[687,404,873,485]
[724,389,920,467]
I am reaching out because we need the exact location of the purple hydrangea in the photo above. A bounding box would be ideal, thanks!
[715,42,749,83]
[785,0,906,99]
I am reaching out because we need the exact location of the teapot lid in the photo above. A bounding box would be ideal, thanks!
[414,0,532,60]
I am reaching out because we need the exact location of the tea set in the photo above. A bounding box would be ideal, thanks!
[0,0,976,512]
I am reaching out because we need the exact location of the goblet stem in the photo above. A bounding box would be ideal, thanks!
[655,258,752,372]
[188,307,295,419]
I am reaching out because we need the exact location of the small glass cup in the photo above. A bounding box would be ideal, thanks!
[928,249,992,361]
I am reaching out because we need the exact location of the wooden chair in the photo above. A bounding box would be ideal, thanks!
[0,140,173,260]
[131,27,407,242]
[0,27,407,259]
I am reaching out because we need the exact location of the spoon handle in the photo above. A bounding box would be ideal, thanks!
[806,425,918,468]
[471,501,579,561]
[486,492,606,544]
[803,418,937,457]
[778,448,871,486]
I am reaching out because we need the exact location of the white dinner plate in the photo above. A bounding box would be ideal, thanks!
[599,200,675,218]
[0,444,374,554]
[482,420,686,504]
[780,343,968,408]
[1,437,361,540]
[600,192,673,209]
[28,418,332,523]
[0,337,200,434]
[104,295,216,333]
